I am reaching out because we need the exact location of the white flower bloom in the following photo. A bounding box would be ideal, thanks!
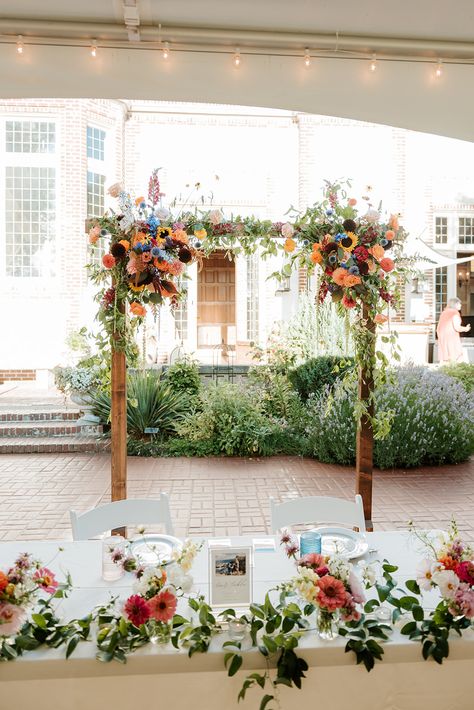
[348,571,366,604]
[156,207,170,220]
[209,209,223,225]
[293,568,320,603]
[167,564,184,587]
[432,569,459,600]
[281,222,294,239]
[132,565,166,595]
[327,555,351,583]
[358,561,377,587]
[365,209,380,223]
[416,558,437,591]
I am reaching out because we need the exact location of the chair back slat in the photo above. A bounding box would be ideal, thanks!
[70,494,173,540]
[270,495,366,534]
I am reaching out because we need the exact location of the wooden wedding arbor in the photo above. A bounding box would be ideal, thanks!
[18,0,474,533]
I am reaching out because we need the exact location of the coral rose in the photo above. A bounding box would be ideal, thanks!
[130,302,146,317]
[173,229,189,244]
[332,267,348,286]
[310,251,323,264]
[102,254,116,269]
[284,237,296,253]
[380,257,395,272]
[389,214,399,231]
[374,314,388,324]
[369,244,385,261]
[0,571,8,592]
[385,230,395,240]
[348,198,357,207]
[344,274,361,287]
[312,242,322,251]
[317,575,347,611]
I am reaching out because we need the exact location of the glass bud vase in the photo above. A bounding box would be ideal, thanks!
[316,609,339,641]
[148,619,172,645]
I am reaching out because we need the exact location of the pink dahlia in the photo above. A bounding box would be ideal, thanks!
[451,583,474,618]
[317,575,347,611]
[0,603,25,636]
[124,594,151,627]
[340,592,361,622]
[33,567,58,594]
[148,589,178,623]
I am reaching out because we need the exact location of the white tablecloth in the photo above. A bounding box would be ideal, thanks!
[1,532,473,710]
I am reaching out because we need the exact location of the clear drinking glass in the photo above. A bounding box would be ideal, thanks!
[101,535,125,582]
[300,531,322,556]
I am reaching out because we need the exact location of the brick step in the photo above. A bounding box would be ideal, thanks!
[0,410,81,422]
[0,436,109,454]
[0,420,103,438]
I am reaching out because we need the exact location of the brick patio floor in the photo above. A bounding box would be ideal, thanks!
[0,453,473,541]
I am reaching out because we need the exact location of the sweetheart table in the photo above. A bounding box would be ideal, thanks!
[1,531,474,710]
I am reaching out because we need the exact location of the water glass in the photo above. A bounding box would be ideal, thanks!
[228,618,248,641]
[300,531,322,556]
[102,535,125,582]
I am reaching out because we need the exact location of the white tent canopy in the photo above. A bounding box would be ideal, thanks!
[0,1,474,141]
[402,236,474,271]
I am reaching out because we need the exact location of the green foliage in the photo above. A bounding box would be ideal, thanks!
[163,358,201,398]
[53,366,102,395]
[440,363,474,393]
[306,367,474,468]
[288,355,356,401]
[90,370,189,439]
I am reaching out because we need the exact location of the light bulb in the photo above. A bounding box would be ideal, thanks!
[435,60,443,78]
[162,41,170,60]
[304,49,311,67]
[90,41,97,58]
[16,35,24,55]
[369,54,377,72]
[233,47,241,67]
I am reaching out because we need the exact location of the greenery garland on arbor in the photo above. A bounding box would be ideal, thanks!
[86,173,413,438]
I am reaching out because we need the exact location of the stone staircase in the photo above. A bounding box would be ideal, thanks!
[0,403,107,454]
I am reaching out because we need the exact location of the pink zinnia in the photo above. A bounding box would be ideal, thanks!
[148,589,177,623]
[317,575,347,611]
[451,583,474,618]
[33,567,58,594]
[0,603,25,636]
[456,561,474,584]
[124,594,151,627]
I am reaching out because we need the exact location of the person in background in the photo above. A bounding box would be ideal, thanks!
[437,297,471,364]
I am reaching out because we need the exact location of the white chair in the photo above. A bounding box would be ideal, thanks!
[70,494,174,540]
[270,494,366,534]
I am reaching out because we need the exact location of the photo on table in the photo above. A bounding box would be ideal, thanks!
[209,547,252,607]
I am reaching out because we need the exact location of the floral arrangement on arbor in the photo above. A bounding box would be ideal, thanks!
[0,553,61,637]
[87,169,201,351]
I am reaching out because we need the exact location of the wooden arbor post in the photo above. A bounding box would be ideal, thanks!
[111,292,127,536]
[355,304,376,531]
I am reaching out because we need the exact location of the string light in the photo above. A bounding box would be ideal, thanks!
[90,41,97,58]
[16,35,24,55]
[369,53,377,72]
[233,47,241,67]
[162,41,170,60]
[304,48,311,68]
[435,59,443,78]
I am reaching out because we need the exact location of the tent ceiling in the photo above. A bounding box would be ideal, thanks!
[0,1,473,142]
[0,0,472,41]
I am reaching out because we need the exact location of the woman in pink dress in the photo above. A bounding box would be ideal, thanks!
[437,297,471,364]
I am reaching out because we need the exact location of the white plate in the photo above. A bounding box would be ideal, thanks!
[309,527,368,560]
[130,534,182,565]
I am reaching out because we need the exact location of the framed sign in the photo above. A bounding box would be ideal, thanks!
[209,546,252,607]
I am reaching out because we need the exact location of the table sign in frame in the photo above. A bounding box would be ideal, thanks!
[209,545,253,607]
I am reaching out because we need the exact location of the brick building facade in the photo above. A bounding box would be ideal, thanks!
[0,99,473,378]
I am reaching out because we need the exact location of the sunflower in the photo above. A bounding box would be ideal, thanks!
[129,283,145,292]
[157,226,173,238]
[340,231,359,252]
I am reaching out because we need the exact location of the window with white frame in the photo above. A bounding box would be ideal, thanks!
[246,254,259,342]
[4,120,57,278]
[435,266,448,324]
[86,126,107,263]
[459,217,474,246]
[435,216,448,244]
[173,279,188,342]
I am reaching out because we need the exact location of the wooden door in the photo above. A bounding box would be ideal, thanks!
[197,252,235,346]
